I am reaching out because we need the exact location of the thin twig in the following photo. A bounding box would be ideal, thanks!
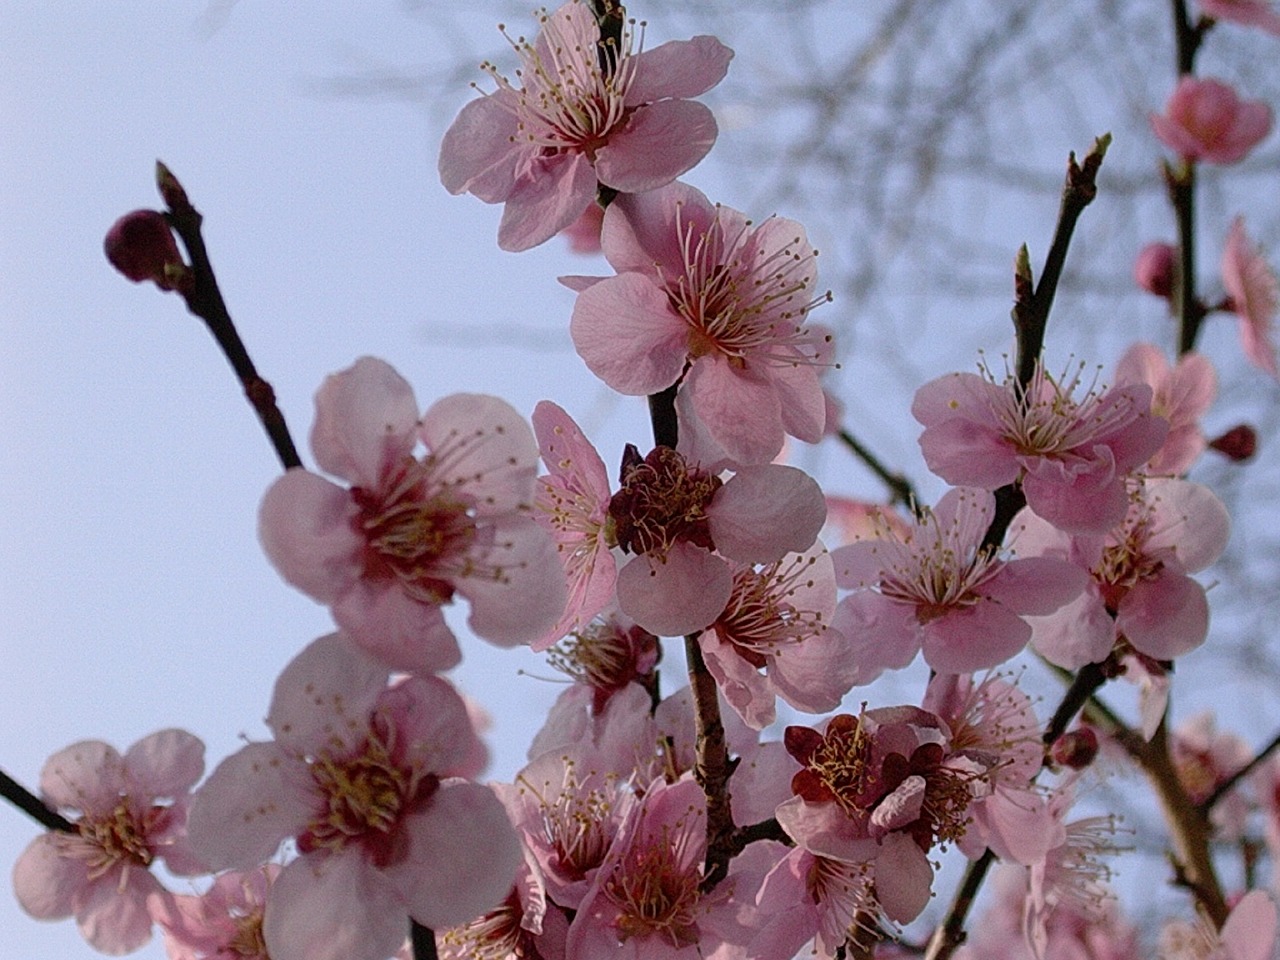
[835,427,919,512]
[0,768,74,833]
[157,162,303,472]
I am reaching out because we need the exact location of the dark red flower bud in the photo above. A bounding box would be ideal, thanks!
[1050,727,1099,770]
[104,210,187,291]
[1134,242,1176,299]
[155,161,191,213]
[1209,423,1258,462]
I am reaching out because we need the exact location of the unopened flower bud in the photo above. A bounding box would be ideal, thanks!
[1134,242,1176,298]
[155,160,191,213]
[104,209,187,291]
[1050,727,1099,770]
[1209,423,1258,461]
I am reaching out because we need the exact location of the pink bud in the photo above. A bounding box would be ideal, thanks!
[1050,727,1099,770]
[104,210,187,292]
[1134,242,1177,298]
[1209,423,1258,461]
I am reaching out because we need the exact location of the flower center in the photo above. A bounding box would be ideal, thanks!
[299,730,438,867]
[67,802,155,879]
[354,457,480,604]
[662,203,830,370]
[715,554,825,665]
[787,714,880,822]
[483,3,640,158]
[226,910,268,959]
[441,890,546,960]
[987,361,1139,460]
[548,620,659,709]
[608,445,721,559]
[605,830,704,948]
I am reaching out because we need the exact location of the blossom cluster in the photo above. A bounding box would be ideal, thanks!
[13,1,1280,959]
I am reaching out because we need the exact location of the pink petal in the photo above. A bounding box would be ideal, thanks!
[774,795,878,863]
[700,633,777,730]
[1028,587,1115,669]
[332,580,462,674]
[615,546,732,637]
[259,469,362,603]
[455,516,567,646]
[379,678,483,778]
[872,832,934,924]
[265,854,406,960]
[830,592,922,683]
[186,743,311,872]
[1144,478,1231,572]
[267,633,388,753]
[768,622,861,716]
[76,870,159,954]
[1022,470,1129,535]
[390,781,523,929]
[497,151,596,253]
[570,272,690,394]
[532,400,611,503]
[310,357,419,487]
[13,834,84,920]
[39,740,124,812]
[419,393,539,514]
[602,181,722,277]
[624,36,734,104]
[1117,572,1209,659]
[919,599,1032,674]
[1221,889,1278,960]
[683,354,786,465]
[730,742,796,826]
[595,100,718,193]
[123,729,205,798]
[709,464,825,563]
[980,556,1087,615]
[437,92,523,202]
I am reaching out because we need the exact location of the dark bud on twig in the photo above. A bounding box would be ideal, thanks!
[1208,424,1257,462]
[1049,727,1100,770]
[104,209,191,293]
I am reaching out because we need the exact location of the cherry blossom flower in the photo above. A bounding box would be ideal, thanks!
[258,357,564,675]
[1159,890,1277,960]
[1222,216,1280,378]
[186,633,522,960]
[1020,477,1230,668]
[776,708,990,924]
[832,487,1086,676]
[1200,0,1280,36]
[922,673,1052,865]
[698,542,857,730]
[1151,76,1273,165]
[530,400,617,651]
[438,1,733,252]
[750,847,878,960]
[12,729,206,955]
[156,865,278,960]
[1024,782,1128,960]
[1171,710,1253,840]
[913,361,1168,533]
[1115,342,1217,475]
[500,748,637,911]
[569,181,832,467]
[606,443,826,637]
[565,775,785,959]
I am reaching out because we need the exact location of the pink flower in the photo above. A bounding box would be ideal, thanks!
[569,181,832,467]
[565,776,784,959]
[777,708,987,924]
[607,443,826,637]
[1222,216,1280,378]
[1200,0,1280,36]
[698,542,858,730]
[1151,76,1273,164]
[186,633,522,960]
[913,361,1168,533]
[831,487,1086,676]
[258,357,565,674]
[12,729,206,954]
[1171,711,1253,840]
[156,865,278,960]
[530,400,617,651]
[1019,477,1231,667]
[1115,342,1217,475]
[438,1,733,252]
[750,847,876,960]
